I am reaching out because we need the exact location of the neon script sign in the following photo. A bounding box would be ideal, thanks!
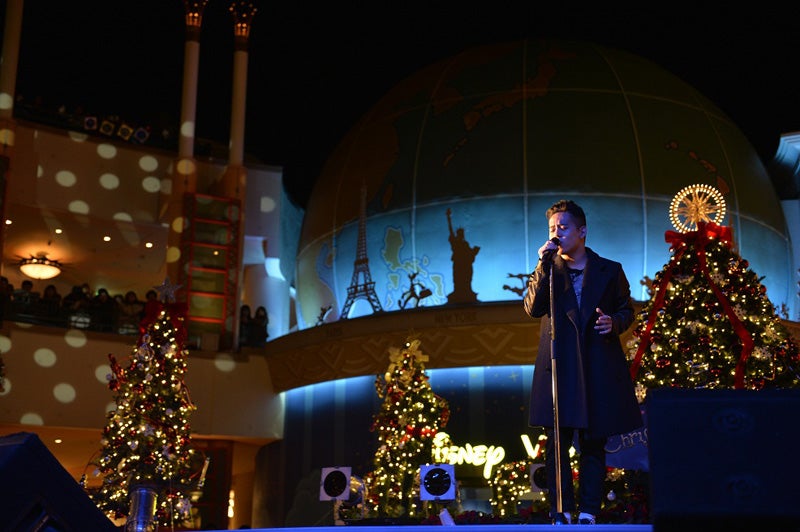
[432,428,644,480]
[432,432,506,479]
[432,433,550,479]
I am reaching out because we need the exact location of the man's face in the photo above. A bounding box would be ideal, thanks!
[548,212,586,255]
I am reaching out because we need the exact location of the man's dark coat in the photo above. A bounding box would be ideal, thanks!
[524,247,642,438]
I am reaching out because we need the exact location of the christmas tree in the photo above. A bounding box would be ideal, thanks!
[487,434,547,519]
[86,278,205,527]
[628,185,800,391]
[365,336,450,518]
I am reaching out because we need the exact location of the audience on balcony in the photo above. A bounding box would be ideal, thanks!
[1,278,270,347]
[2,280,149,335]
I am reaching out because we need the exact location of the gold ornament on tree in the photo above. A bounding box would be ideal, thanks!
[668,183,727,233]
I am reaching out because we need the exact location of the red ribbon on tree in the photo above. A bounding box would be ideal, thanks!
[630,222,754,388]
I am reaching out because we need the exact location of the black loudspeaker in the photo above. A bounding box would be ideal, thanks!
[0,432,117,531]
[647,387,800,532]
[319,466,351,501]
[419,463,456,501]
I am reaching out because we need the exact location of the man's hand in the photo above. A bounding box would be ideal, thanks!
[594,308,612,334]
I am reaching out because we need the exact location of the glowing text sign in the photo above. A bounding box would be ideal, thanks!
[432,432,506,479]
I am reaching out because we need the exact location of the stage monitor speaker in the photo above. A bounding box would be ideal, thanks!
[319,466,351,501]
[646,387,800,532]
[419,463,456,501]
[529,462,546,493]
[0,431,117,531]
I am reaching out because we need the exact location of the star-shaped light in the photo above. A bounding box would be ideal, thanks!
[154,277,182,303]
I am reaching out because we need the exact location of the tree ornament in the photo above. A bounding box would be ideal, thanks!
[669,184,726,233]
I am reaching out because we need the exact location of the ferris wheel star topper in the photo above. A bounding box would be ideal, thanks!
[154,277,182,303]
[669,184,727,233]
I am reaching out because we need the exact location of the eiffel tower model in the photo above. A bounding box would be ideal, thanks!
[340,184,383,319]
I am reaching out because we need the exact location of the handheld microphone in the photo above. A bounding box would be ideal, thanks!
[542,237,560,262]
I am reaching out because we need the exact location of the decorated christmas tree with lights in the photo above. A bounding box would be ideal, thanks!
[628,185,800,391]
[365,336,451,518]
[86,278,206,527]
[487,436,548,520]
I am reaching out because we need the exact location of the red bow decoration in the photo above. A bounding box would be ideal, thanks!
[630,222,754,389]
[664,220,732,249]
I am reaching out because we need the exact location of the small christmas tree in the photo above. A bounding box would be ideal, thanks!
[365,336,450,518]
[86,278,205,526]
[628,185,800,391]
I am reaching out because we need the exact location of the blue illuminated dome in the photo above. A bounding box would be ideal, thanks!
[296,39,794,327]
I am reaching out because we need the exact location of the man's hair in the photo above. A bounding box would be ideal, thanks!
[546,199,586,227]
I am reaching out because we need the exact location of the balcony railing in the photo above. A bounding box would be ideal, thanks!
[3,299,139,336]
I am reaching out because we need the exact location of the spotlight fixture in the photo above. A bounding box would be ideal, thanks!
[18,253,63,280]
[133,127,150,143]
[117,123,133,141]
[99,120,116,136]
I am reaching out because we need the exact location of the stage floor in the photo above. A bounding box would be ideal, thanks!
[220,526,652,531]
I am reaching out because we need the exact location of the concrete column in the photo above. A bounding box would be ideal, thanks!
[0,0,24,274]
[164,3,207,288]
[228,41,248,170]
[219,2,258,345]
[217,4,256,199]
[0,0,24,151]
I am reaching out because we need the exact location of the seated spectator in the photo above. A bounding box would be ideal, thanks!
[62,284,89,311]
[80,282,92,300]
[12,279,40,313]
[117,290,144,334]
[142,289,160,320]
[62,285,90,328]
[144,289,158,303]
[0,276,10,323]
[239,305,253,347]
[251,305,269,346]
[37,284,63,324]
[14,279,39,301]
[89,288,116,332]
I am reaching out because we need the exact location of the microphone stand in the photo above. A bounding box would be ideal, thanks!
[545,251,564,518]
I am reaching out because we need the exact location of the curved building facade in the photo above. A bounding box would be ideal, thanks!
[295,39,796,326]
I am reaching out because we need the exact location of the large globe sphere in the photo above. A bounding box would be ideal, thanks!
[296,39,794,328]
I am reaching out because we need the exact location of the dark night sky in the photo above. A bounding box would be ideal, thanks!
[7,1,800,207]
